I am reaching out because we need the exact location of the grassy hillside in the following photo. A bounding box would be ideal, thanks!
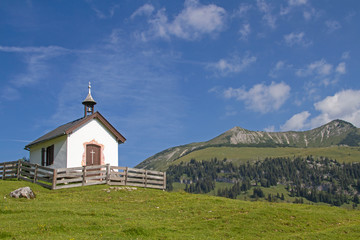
[1,180,360,239]
[171,146,360,167]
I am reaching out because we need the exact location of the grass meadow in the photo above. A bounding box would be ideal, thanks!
[1,180,360,239]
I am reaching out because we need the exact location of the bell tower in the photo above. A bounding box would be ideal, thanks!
[82,82,97,117]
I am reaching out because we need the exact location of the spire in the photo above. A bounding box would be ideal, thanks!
[82,82,96,117]
[88,81,91,94]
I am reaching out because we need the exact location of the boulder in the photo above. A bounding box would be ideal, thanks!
[10,187,36,199]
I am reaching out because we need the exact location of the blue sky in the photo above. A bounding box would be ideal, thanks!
[1,0,360,167]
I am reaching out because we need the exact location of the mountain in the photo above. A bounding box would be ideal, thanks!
[136,119,360,170]
[208,119,359,147]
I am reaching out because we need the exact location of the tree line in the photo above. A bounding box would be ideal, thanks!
[166,156,360,207]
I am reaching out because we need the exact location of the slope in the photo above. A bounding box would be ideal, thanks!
[1,180,360,239]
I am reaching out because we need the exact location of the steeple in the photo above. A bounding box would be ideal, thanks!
[82,82,97,117]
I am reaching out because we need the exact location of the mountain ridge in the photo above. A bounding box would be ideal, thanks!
[136,119,360,170]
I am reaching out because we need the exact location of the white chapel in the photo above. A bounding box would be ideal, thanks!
[25,83,126,168]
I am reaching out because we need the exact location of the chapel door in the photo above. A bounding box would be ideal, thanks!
[86,144,101,166]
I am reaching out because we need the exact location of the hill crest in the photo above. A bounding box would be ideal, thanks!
[136,119,360,170]
[207,119,356,146]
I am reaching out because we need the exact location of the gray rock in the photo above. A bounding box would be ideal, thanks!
[10,187,36,199]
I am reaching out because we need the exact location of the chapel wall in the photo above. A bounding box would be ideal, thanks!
[67,118,118,168]
[28,135,67,169]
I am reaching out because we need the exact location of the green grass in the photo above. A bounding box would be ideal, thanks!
[173,182,233,195]
[170,183,354,208]
[172,146,360,166]
[1,180,360,239]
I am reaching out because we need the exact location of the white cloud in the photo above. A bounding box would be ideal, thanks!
[311,90,360,127]
[296,58,347,89]
[280,6,291,16]
[325,20,341,33]
[280,0,320,23]
[0,45,71,88]
[275,61,285,70]
[278,0,318,21]
[345,11,356,22]
[170,0,227,39]
[224,82,290,113]
[303,8,317,20]
[269,60,291,78]
[281,0,308,15]
[296,59,333,77]
[147,9,170,40]
[88,2,119,19]
[239,23,251,40]
[256,0,276,29]
[233,4,252,18]
[341,52,350,60]
[1,87,20,101]
[131,4,155,19]
[309,60,333,75]
[282,90,360,130]
[264,125,275,132]
[281,111,310,131]
[0,45,69,54]
[336,62,346,74]
[135,0,227,41]
[209,53,256,75]
[288,0,308,6]
[303,11,311,20]
[0,45,68,102]
[224,106,237,117]
[284,32,311,47]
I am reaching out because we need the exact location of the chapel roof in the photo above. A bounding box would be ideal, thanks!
[25,111,126,150]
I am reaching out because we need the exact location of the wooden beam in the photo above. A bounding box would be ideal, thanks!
[52,168,57,190]
[33,164,38,183]
[163,172,166,190]
[106,164,110,184]
[82,166,86,186]
[17,160,21,180]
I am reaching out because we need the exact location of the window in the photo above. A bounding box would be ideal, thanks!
[41,148,45,166]
[46,145,54,166]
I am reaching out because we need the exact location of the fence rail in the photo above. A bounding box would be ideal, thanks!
[0,160,166,190]
[109,166,166,190]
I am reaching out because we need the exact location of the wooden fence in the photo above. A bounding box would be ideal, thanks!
[109,166,166,190]
[0,160,166,190]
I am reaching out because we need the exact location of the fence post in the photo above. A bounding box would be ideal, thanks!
[145,170,147,188]
[52,169,57,190]
[106,164,110,185]
[82,166,86,186]
[17,160,21,180]
[163,172,166,191]
[125,167,128,186]
[34,164,38,183]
